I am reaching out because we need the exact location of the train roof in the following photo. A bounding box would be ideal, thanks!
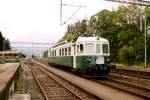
[50,37,108,49]
[76,37,108,42]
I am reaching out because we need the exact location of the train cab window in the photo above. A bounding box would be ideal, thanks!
[102,44,109,53]
[84,43,94,53]
[68,47,71,55]
[65,48,67,55]
[96,44,101,53]
[50,51,53,56]
[80,44,83,53]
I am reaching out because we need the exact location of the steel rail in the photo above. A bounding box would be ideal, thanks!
[93,78,150,99]
[29,63,82,100]
[110,69,150,80]
[29,65,49,100]
[37,65,83,100]
[111,72,150,79]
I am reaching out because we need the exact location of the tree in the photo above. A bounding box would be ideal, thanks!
[4,38,11,51]
[0,31,11,51]
[118,46,135,65]
[60,4,150,65]
[0,31,3,51]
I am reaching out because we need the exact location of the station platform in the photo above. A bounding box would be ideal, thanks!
[9,94,30,100]
[0,63,21,100]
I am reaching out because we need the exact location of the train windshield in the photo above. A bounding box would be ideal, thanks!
[84,43,94,53]
[102,44,109,54]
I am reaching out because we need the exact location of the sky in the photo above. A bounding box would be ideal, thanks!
[0,0,119,44]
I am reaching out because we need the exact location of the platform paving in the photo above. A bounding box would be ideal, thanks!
[0,63,20,100]
[9,94,31,100]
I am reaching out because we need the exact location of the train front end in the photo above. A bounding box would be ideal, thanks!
[75,37,110,76]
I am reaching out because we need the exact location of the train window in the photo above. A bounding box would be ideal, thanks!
[84,43,94,53]
[77,45,79,54]
[59,49,61,56]
[55,50,56,56]
[102,44,109,53]
[68,47,71,55]
[96,44,101,53]
[53,51,54,56]
[80,44,83,53]
[51,51,52,56]
[65,48,67,55]
[62,48,64,56]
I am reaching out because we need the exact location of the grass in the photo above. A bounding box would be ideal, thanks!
[15,72,24,93]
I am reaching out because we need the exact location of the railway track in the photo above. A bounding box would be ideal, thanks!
[111,68,150,79]
[34,59,150,99]
[94,74,150,99]
[29,64,82,100]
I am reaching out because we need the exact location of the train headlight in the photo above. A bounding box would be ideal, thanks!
[86,57,92,62]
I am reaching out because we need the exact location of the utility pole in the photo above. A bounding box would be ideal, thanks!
[60,0,62,25]
[60,0,85,25]
[144,14,147,68]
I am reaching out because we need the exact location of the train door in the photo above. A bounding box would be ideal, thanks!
[72,44,76,69]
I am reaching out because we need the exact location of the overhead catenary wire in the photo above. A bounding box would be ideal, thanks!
[60,0,86,25]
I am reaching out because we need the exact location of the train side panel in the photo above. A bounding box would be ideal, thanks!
[76,56,95,71]
[48,56,73,67]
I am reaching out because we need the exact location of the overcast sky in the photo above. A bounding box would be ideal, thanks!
[0,0,119,43]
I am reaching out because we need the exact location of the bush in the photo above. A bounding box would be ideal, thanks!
[119,46,135,65]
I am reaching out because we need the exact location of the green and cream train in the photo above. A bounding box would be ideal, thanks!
[48,37,110,76]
